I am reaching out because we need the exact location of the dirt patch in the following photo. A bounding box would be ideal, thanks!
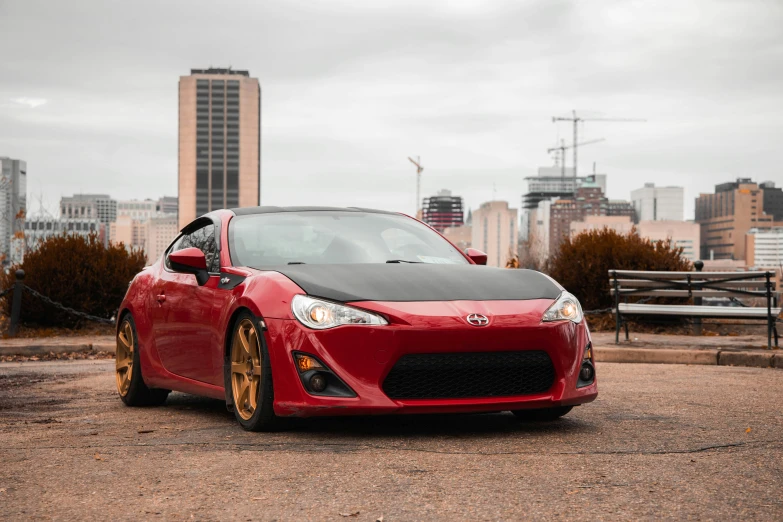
[0,372,76,412]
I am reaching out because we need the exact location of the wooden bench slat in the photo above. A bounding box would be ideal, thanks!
[616,303,781,318]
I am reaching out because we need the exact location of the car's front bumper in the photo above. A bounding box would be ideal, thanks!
[265,299,597,417]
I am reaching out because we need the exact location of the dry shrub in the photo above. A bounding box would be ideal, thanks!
[546,227,691,312]
[1,234,146,327]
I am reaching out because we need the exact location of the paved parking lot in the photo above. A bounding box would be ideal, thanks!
[1,360,781,520]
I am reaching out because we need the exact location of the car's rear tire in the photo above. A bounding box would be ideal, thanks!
[116,315,170,407]
[226,311,282,431]
[511,406,573,422]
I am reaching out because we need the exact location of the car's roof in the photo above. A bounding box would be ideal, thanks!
[230,206,400,216]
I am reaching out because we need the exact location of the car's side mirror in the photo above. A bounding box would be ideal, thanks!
[168,247,210,285]
[465,248,488,266]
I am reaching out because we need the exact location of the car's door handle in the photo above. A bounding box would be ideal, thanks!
[156,294,166,303]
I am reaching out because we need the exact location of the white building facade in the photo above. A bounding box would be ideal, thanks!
[117,199,158,220]
[0,157,27,265]
[631,183,684,222]
[24,217,103,247]
[746,227,783,269]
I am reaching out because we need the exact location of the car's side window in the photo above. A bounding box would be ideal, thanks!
[164,234,186,270]
[165,222,221,273]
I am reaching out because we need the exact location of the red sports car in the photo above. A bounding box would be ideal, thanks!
[116,207,596,431]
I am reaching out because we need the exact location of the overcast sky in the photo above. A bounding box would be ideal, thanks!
[1,0,781,219]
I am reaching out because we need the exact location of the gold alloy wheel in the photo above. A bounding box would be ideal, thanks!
[116,320,134,396]
[231,318,262,420]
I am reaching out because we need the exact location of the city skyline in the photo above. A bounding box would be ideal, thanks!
[1,1,782,219]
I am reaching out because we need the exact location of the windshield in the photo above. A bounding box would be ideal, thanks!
[228,211,469,267]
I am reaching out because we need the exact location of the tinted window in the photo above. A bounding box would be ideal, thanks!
[166,222,220,273]
[229,212,467,267]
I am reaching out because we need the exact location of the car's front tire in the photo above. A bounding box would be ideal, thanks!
[511,406,573,422]
[116,315,170,407]
[226,311,282,431]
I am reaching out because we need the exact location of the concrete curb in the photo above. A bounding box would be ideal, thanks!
[595,347,719,365]
[595,346,780,369]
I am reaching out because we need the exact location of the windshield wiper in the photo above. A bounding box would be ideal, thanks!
[287,261,306,265]
[386,259,422,264]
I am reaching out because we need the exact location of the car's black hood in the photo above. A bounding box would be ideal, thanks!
[264,264,562,302]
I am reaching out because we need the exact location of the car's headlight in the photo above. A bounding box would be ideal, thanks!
[291,295,388,330]
[542,291,583,324]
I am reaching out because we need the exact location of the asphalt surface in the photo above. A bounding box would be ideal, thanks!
[0,361,781,521]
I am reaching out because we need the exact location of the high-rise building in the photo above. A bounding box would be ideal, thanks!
[760,181,783,221]
[521,167,606,241]
[548,184,605,253]
[637,220,701,262]
[471,201,518,268]
[526,197,556,264]
[441,224,472,251]
[695,178,782,260]
[110,215,147,253]
[631,183,684,222]
[0,157,27,265]
[117,199,158,220]
[60,194,117,224]
[156,196,178,216]
[145,214,179,264]
[178,67,261,229]
[25,217,104,247]
[570,215,634,238]
[745,227,783,269]
[606,199,637,221]
[421,189,464,232]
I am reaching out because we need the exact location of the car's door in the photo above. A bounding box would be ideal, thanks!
[153,219,228,386]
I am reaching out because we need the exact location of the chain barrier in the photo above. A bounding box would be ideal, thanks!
[23,286,115,325]
[0,287,12,300]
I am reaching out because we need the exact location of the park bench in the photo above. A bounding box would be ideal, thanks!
[608,266,780,348]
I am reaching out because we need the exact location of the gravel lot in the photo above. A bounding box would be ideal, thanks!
[1,360,781,521]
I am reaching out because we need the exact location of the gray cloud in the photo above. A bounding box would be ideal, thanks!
[1,0,781,218]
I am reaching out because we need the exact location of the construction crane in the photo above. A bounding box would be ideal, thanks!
[407,156,423,216]
[552,110,645,177]
[547,138,606,178]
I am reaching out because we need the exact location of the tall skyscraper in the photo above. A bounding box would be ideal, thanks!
[695,178,782,260]
[421,189,464,232]
[0,157,27,265]
[178,67,261,228]
[156,196,178,216]
[471,201,518,268]
[631,183,684,222]
[521,167,606,241]
[60,194,117,224]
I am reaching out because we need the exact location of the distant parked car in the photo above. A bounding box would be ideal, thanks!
[115,207,597,431]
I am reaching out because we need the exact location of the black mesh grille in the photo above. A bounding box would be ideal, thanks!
[382,351,555,400]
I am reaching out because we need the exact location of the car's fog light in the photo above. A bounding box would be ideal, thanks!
[579,363,594,382]
[310,373,328,392]
[295,354,325,373]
